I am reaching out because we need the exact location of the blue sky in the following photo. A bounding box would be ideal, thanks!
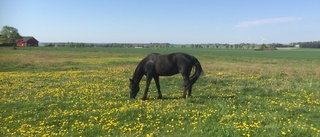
[1,0,319,44]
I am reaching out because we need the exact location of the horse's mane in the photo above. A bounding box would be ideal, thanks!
[132,56,149,83]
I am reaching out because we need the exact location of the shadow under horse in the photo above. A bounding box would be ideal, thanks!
[129,52,203,100]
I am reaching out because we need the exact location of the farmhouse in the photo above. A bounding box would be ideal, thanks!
[16,36,39,47]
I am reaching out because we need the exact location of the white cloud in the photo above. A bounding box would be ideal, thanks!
[233,17,302,29]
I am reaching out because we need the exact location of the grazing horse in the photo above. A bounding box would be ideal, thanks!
[129,52,203,100]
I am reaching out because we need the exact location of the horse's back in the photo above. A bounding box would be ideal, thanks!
[154,53,196,75]
[171,52,196,65]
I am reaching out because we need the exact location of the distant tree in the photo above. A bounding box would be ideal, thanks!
[0,26,21,49]
[260,44,267,49]
[270,45,277,50]
[45,43,55,47]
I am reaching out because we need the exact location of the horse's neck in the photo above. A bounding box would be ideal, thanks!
[132,64,144,83]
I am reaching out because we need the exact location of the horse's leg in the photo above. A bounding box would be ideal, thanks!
[182,76,189,98]
[187,82,194,97]
[186,77,195,98]
[154,75,162,99]
[142,75,152,100]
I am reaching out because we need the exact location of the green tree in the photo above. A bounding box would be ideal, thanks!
[260,44,267,49]
[0,26,21,49]
[270,45,277,50]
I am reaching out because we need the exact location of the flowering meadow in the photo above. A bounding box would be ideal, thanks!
[1,47,320,136]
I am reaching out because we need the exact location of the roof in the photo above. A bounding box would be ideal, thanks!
[19,36,38,42]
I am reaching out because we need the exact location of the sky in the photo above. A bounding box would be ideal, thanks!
[1,0,319,44]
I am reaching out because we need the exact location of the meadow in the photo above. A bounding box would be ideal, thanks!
[0,47,320,136]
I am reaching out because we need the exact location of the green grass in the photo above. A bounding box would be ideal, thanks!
[1,47,320,136]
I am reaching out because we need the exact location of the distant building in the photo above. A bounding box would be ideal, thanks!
[16,36,39,46]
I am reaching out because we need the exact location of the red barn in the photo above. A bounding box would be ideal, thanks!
[16,36,39,47]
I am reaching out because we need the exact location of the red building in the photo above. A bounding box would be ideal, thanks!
[16,36,39,46]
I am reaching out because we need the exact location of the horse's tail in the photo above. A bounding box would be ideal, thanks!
[190,57,203,84]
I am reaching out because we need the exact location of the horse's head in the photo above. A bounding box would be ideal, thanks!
[129,78,139,98]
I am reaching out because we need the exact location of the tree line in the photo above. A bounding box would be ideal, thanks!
[44,42,263,49]
[44,42,172,48]
[1,25,320,49]
[292,41,320,48]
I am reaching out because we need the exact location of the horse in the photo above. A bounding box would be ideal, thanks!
[129,52,203,100]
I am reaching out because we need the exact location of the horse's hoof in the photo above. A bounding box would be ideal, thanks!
[157,95,162,99]
[141,97,147,100]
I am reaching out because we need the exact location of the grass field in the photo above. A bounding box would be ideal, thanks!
[1,47,320,136]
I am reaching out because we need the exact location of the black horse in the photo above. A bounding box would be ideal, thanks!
[129,52,203,100]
